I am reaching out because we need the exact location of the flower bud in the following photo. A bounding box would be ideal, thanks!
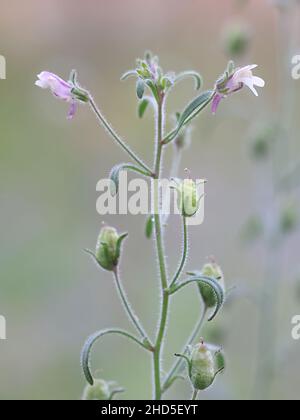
[176,178,203,218]
[223,23,251,57]
[82,379,110,400]
[95,226,127,271]
[198,260,225,308]
[190,341,216,391]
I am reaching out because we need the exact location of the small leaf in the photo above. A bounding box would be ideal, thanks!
[81,329,148,385]
[69,69,78,85]
[192,276,224,321]
[178,90,214,128]
[109,163,152,196]
[138,98,149,118]
[145,215,154,239]
[164,90,214,143]
[174,71,203,90]
[226,60,235,75]
[121,70,137,81]
[170,275,225,321]
[145,79,160,103]
[116,233,128,260]
[136,79,145,99]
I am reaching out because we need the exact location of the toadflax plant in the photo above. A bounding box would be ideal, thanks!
[35,52,264,400]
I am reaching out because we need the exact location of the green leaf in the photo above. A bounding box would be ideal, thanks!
[145,79,160,103]
[226,60,235,75]
[164,90,214,144]
[120,70,137,81]
[109,163,152,196]
[136,79,145,99]
[81,329,148,385]
[174,71,203,90]
[116,233,128,260]
[169,275,225,321]
[177,90,214,129]
[145,215,154,239]
[138,98,149,118]
[69,69,78,85]
[191,276,224,321]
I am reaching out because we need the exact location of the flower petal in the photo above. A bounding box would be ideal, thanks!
[242,77,259,96]
[252,76,265,87]
[211,94,223,114]
[67,101,77,120]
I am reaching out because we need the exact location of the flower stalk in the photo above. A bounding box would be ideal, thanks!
[36,52,264,399]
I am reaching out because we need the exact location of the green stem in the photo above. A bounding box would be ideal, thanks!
[170,216,188,288]
[113,268,151,343]
[162,305,207,393]
[152,97,169,400]
[89,95,152,173]
[191,389,198,400]
[81,328,151,385]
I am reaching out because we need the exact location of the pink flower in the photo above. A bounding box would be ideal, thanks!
[35,71,77,119]
[212,64,265,114]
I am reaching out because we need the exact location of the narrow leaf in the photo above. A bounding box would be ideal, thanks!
[164,90,214,143]
[170,275,224,321]
[81,329,148,385]
[136,79,145,99]
[109,163,152,196]
[120,70,137,81]
[138,98,149,118]
[174,71,203,90]
[116,233,128,259]
[145,215,154,239]
[178,90,214,128]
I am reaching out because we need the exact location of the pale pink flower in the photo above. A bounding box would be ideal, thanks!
[212,64,265,114]
[35,71,77,119]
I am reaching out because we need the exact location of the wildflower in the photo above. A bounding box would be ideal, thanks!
[35,71,89,119]
[212,64,265,114]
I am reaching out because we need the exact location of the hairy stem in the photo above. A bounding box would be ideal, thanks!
[170,216,188,288]
[113,268,150,343]
[162,305,207,393]
[89,95,152,173]
[152,96,169,400]
[191,389,199,400]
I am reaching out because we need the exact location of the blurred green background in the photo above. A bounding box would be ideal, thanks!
[0,0,300,400]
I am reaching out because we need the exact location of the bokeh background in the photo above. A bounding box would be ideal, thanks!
[0,0,300,400]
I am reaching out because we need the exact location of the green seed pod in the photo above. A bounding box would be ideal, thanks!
[190,342,215,390]
[198,261,225,308]
[176,178,202,218]
[82,379,110,400]
[95,226,127,271]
